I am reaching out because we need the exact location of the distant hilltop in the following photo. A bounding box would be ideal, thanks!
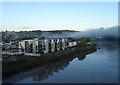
[3,30,81,39]
[1,26,119,41]
[19,30,79,32]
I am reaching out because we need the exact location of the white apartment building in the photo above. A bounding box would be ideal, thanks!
[19,38,69,54]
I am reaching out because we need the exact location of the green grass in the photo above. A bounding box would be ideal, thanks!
[2,46,96,79]
[78,46,93,51]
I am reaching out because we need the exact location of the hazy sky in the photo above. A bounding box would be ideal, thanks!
[2,2,118,31]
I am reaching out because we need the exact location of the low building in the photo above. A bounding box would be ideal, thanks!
[47,38,56,52]
[62,39,68,50]
[2,40,19,50]
[19,40,34,53]
[47,38,68,51]
[68,40,79,47]
[19,38,69,54]
[38,39,49,54]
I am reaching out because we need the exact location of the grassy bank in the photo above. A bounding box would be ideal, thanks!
[3,46,96,79]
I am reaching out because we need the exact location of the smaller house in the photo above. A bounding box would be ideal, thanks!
[68,40,79,47]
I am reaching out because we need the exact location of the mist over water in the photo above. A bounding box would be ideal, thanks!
[7,26,118,39]
[71,26,118,38]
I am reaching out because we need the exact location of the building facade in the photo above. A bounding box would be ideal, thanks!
[19,38,69,54]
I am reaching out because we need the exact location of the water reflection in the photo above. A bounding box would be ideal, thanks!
[32,59,69,81]
[95,41,118,51]
[15,41,117,83]
[31,48,97,81]
[77,55,86,60]
[95,41,118,67]
[3,47,97,83]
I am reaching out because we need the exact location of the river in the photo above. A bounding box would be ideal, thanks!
[3,41,118,83]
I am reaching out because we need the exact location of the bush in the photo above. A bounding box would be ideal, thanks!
[85,37,91,42]
[78,39,87,47]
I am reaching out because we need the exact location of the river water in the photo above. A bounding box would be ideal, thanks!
[3,41,118,83]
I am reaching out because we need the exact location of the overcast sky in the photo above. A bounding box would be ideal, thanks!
[2,2,118,31]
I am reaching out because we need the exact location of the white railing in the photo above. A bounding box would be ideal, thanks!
[2,52,24,55]
[24,53,41,56]
[2,52,41,56]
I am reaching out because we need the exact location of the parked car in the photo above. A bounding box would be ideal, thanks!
[3,56,9,59]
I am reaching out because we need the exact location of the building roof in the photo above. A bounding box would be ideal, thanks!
[5,41,10,43]
[46,38,64,40]
[68,40,79,42]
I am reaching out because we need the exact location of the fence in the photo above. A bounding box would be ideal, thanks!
[2,52,41,56]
